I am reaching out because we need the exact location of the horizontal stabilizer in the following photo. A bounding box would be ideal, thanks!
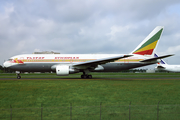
[154,53,167,65]
[140,54,174,63]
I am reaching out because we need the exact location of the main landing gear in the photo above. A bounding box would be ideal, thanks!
[81,70,92,79]
[81,74,92,79]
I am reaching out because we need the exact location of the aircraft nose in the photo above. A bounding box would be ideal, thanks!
[3,61,11,68]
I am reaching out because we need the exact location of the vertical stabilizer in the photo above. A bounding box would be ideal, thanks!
[131,26,164,57]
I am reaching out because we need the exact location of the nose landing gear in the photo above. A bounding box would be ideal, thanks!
[17,74,21,79]
[16,71,21,79]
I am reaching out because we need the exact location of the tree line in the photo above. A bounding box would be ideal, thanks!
[0,65,14,73]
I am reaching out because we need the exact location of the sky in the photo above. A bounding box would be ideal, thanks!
[1,0,180,68]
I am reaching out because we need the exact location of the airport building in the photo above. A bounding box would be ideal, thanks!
[33,51,60,54]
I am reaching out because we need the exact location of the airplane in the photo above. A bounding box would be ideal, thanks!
[154,53,180,72]
[3,26,173,79]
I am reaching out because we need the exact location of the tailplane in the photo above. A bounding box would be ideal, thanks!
[131,26,164,57]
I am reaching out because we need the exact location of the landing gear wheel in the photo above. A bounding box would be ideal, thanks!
[17,75,21,79]
[81,75,83,78]
[81,75,92,79]
[81,75,87,79]
[87,75,92,79]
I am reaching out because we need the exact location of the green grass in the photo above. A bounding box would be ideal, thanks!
[1,72,180,79]
[1,73,180,119]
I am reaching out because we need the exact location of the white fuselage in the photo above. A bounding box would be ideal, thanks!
[156,64,180,72]
[3,54,152,73]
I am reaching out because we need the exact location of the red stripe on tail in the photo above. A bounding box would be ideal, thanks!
[133,49,154,55]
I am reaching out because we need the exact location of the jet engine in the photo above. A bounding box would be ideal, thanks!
[56,65,79,76]
[56,65,69,76]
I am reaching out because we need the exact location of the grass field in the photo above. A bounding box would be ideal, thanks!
[1,73,180,119]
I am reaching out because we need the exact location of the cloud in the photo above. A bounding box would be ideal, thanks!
[167,45,180,54]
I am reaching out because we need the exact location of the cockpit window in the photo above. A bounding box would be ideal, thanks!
[8,59,13,61]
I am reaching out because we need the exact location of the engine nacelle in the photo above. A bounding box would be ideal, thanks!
[56,65,69,76]
[55,65,80,76]
[94,65,104,71]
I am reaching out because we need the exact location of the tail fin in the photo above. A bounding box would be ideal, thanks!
[131,26,164,57]
[154,53,167,65]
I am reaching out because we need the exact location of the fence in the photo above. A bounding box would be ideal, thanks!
[1,103,180,120]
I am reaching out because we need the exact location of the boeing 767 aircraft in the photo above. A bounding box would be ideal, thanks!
[3,26,173,79]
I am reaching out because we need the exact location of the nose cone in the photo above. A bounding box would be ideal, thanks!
[3,61,11,68]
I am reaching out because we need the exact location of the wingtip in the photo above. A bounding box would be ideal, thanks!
[124,55,133,57]
[169,54,175,57]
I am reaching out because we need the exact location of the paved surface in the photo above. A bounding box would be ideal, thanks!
[1,77,180,80]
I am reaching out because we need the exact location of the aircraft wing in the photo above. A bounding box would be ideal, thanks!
[72,55,133,69]
[140,54,174,63]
